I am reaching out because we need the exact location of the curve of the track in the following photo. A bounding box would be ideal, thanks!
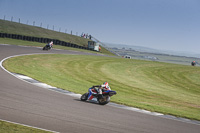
[0,44,200,133]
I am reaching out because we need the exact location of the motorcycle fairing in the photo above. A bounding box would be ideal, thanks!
[88,88,97,100]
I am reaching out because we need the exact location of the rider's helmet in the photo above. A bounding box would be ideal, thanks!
[50,41,53,45]
[191,61,196,66]
[103,82,110,90]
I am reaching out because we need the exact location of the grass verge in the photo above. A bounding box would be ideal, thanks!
[3,54,200,121]
[0,120,52,133]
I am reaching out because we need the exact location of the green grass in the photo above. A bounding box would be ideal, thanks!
[3,54,200,121]
[0,120,52,133]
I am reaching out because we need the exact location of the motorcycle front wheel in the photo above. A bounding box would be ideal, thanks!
[80,93,88,101]
[43,46,48,50]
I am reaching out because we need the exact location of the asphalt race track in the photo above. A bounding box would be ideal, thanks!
[0,44,200,133]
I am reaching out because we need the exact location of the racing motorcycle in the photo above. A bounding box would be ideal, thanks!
[80,87,117,105]
[42,44,52,50]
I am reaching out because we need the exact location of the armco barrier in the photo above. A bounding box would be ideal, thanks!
[0,32,95,51]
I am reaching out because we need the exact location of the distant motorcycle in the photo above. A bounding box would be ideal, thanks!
[43,41,53,50]
[42,44,52,50]
[81,87,117,105]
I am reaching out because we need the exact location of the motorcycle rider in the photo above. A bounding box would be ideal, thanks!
[88,82,111,100]
[47,41,53,49]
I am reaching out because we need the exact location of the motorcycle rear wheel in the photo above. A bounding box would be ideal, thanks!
[43,46,48,50]
[80,93,88,101]
[98,96,110,105]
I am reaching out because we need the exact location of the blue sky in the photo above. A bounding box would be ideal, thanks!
[0,0,200,54]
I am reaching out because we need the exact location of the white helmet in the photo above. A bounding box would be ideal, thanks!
[103,82,110,90]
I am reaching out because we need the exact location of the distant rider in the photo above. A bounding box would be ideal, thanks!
[47,41,53,49]
[88,82,111,100]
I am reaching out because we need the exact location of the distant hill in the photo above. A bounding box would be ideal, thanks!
[103,42,200,66]
[0,19,90,47]
[104,42,200,58]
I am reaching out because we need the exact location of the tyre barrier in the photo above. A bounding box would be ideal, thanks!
[0,32,92,51]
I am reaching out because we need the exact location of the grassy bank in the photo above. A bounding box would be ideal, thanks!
[0,19,89,46]
[0,120,52,133]
[0,19,115,55]
[3,54,200,121]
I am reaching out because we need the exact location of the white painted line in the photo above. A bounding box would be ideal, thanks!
[18,45,30,47]
[0,44,10,46]
[150,112,164,116]
[0,118,59,133]
[0,53,54,84]
[109,103,164,116]
[32,83,57,89]
[66,93,82,98]
[16,75,33,79]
